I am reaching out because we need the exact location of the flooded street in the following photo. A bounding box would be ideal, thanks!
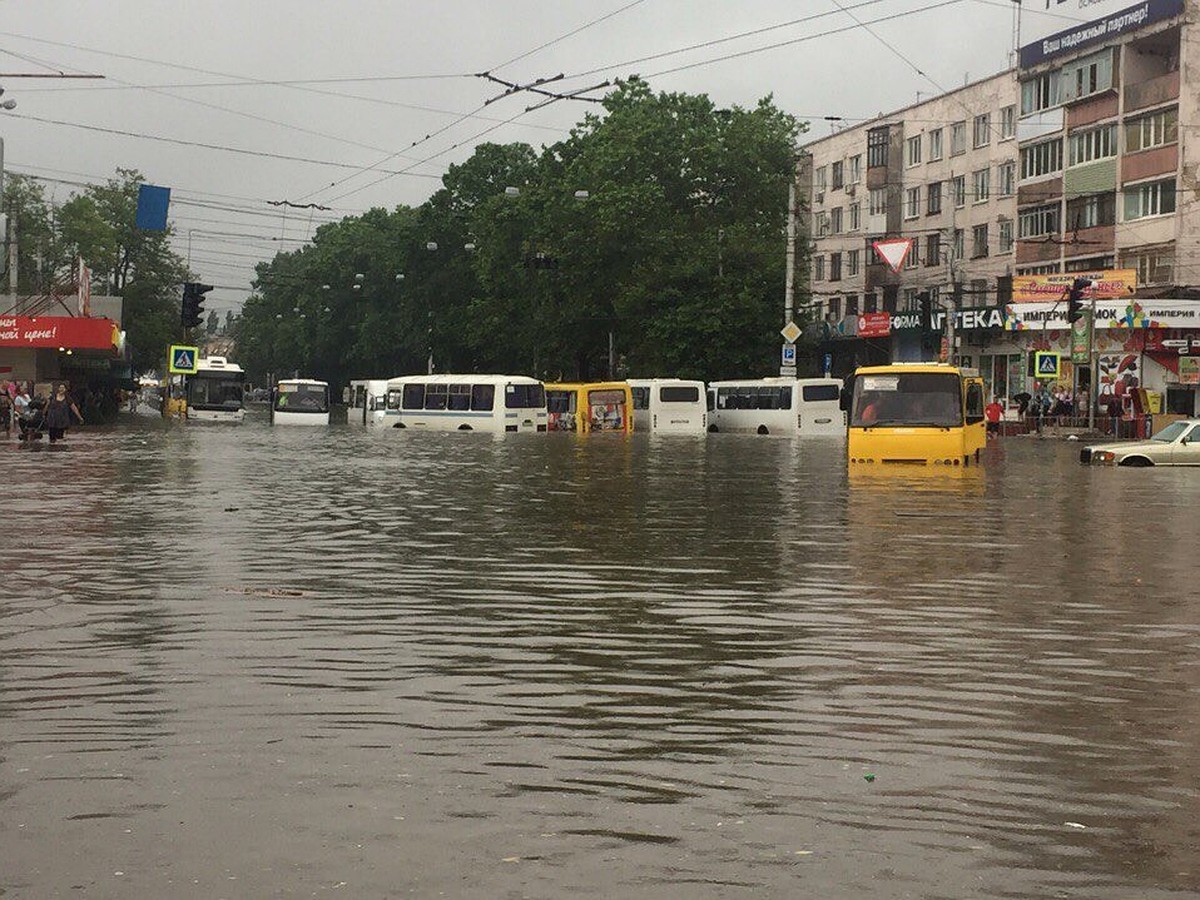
[2,417,1198,899]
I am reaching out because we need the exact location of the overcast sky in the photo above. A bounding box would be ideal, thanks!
[0,0,1085,313]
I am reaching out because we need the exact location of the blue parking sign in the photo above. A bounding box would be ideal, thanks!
[782,344,796,365]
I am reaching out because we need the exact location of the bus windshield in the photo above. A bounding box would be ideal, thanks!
[505,383,545,409]
[188,375,243,410]
[851,372,962,428]
[276,384,328,413]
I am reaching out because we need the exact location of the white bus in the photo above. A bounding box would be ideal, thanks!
[707,377,844,436]
[627,378,707,434]
[347,379,390,426]
[272,378,330,426]
[384,374,548,432]
[185,356,245,423]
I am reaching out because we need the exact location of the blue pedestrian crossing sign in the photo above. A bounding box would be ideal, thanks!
[1035,351,1060,379]
[169,344,199,375]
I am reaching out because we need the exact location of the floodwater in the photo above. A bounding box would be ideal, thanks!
[1,412,1198,899]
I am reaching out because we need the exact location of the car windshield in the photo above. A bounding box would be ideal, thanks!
[850,372,962,428]
[1151,421,1189,442]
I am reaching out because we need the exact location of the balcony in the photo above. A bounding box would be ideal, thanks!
[1124,70,1179,114]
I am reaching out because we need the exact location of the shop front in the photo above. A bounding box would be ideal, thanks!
[0,314,123,390]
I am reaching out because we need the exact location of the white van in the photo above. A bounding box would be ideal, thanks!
[708,377,844,436]
[627,379,707,434]
[347,379,390,426]
[272,379,330,426]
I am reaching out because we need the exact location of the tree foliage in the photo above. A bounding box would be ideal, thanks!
[235,81,803,385]
[4,169,190,374]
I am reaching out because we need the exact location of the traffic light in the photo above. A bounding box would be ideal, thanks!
[181,282,212,329]
[918,290,933,331]
[1067,277,1091,324]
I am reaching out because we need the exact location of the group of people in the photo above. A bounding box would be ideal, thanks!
[1,380,85,443]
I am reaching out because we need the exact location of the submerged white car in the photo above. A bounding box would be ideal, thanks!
[1081,419,1200,467]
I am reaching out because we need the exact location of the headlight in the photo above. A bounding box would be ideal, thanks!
[1092,450,1116,465]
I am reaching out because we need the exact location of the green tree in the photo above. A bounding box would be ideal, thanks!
[2,174,60,294]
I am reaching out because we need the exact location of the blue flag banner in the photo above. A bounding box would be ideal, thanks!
[136,184,171,231]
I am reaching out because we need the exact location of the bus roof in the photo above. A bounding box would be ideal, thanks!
[708,377,841,387]
[545,381,630,392]
[852,363,978,377]
[278,378,328,387]
[385,373,541,386]
[195,356,244,374]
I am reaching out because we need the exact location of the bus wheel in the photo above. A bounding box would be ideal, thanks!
[458,424,473,431]
[708,424,719,433]
[757,425,769,435]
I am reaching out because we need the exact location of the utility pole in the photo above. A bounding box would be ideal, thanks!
[1087,294,1098,432]
[783,178,796,329]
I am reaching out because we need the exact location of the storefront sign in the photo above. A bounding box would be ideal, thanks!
[0,315,120,351]
[1004,300,1200,331]
[891,306,1006,332]
[1070,314,1092,363]
[857,312,891,338]
[1179,357,1200,385]
[1019,0,1185,67]
[1012,270,1137,303]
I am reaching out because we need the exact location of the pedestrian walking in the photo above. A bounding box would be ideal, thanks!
[985,396,1004,439]
[45,383,84,443]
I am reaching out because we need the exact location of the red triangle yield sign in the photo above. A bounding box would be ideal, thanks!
[872,238,913,274]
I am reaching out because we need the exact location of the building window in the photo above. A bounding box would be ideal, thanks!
[999,219,1013,253]
[830,252,843,281]
[1021,71,1061,115]
[1017,264,1060,276]
[831,207,843,234]
[849,154,862,183]
[1066,193,1116,229]
[864,292,877,313]
[828,296,841,319]
[952,175,966,209]
[1125,107,1178,153]
[928,128,943,161]
[905,186,920,219]
[972,224,989,258]
[1065,255,1115,273]
[905,244,919,269]
[926,232,941,267]
[950,121,966,156]
[927,181,942,215]
[1068,124,1116,166]
[845,293,859,316]
[869,188,887,216]
[952,228,964,261]
[906,135,922,167]
[868,127,889,167]
[815,211,830,236]
[847,249,860,276]
[1018,203,1060,238]
[831,160,844,190]
[997,162,1015,197]
[973,168,990,203]
[903,288,919,310]
[814,254,825,280]
[1020,138,1063,180]
[1000,105,1016,139]
[973,113,991,148]
[815,166,827,193]
[1124,248,1175,285]
[1123,178,1176,220]
[849,202,860,230]
[1061,49,1114,103]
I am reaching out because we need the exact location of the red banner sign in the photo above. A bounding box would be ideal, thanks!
[857,312,891,338]
[0,315,119,351]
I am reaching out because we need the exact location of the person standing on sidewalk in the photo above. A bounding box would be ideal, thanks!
[45,383,84,444]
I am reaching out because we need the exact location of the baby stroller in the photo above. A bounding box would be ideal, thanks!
[18,397,47,442]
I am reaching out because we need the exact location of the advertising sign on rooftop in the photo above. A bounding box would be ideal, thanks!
[1019,0,1184,68]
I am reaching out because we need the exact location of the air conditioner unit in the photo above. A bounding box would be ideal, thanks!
[815,191,825,204]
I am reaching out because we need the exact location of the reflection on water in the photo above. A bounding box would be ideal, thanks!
[1,421,1197,898]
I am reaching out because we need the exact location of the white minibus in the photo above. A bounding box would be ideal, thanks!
[384,374,547,432]
[708,377,844,435]
[272,378,331,426]
[627,379,707,434]
[347,379,390,426]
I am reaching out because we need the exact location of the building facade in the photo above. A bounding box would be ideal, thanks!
[799,70,1019,375]
[796,0,1200,418]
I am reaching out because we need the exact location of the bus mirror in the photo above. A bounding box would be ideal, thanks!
[838,384,851,412]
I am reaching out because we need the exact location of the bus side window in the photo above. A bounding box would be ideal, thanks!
[965,382,984,424]
[402,384,425,410]
[471,384,495,411]
[632,387,649,410]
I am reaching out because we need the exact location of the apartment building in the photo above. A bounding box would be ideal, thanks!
[1012,0,1199,416]
[799,69,1019,371]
